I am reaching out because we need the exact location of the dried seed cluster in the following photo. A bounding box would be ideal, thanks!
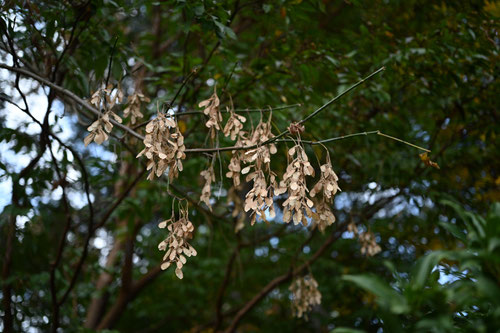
[310,154,341,231]
[238,116,281,224]
[90,83,124,110]
[243,117,277,168]
[225,116,250,187]
[359,231,382,256]
[243,170,280,225]
[310,160,340,201]
[227,186,246,233]
[158,206,197,279]
[278,144,315,225]
[289,275,322,319]
[199,88,222,138]
[226,114,277,189]
[200,165,215,211]
[84,84,124,146]
[223,107,246,140]
[313,200,336,232]
[348,222,381,257]
[226,141,245,186]
[136,112,186,181]
[123,92,150,124]
[84,111,122,146]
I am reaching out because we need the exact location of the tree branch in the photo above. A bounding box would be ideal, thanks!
[93,168,146,231]
[47,134,74,333]
[223,223,348,333]
[2,149,48,333]
[0,64,144,140]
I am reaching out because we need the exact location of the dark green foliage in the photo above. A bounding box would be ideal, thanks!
[0,0,499,332]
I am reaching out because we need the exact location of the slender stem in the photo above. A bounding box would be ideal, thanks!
[221,61,239,94]
[256,67,386,147]
[105,37,119,87]
[298,66,385,125]
[279,130,430,152]
[377,131,431,152]
[167,68,198,110]
[276,131,380,145]
[186,129,430,154]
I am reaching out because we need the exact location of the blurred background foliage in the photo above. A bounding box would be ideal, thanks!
[0,0,499,332]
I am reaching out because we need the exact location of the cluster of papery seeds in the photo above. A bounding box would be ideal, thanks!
[158,205,197,279]
[312,201,336,232]
[310,152,341,231]
[348,222,381,257]
[223,106,246,140]
[289,275,322,319]
[84,111,122,146]
[310,158,340,201]
[243,170,280,225]
[90,83,124,110]
[359,230,382,256]
[200,164,215,211]
[244,117,277,167]
[278,144,315,225]
[84,84,153,146]
[240,115,280,224]
[84,84,124,146]
[123,92,150,124]
[199,87,222,138]
[136,112,186,181]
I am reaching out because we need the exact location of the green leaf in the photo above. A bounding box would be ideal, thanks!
[438,220,467,243]
[262,4,272,13]
[343,274,409,314]
[331,328,367,333]
[193,5,205,16]
[412,251,447,289]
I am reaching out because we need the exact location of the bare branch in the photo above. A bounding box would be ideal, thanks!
[0,64,144,140]
[2,149,48,333]
[92,168,147,231]
[223,223,348,333]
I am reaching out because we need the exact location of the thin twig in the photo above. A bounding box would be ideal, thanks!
[167,68,199,111]
[278,130,431,152]
[298,67,385,125]
[233,103,302,112]
[105,37,119,87]
[377,131,431,152]
[221,61,239,94]
[276,131,380,145]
